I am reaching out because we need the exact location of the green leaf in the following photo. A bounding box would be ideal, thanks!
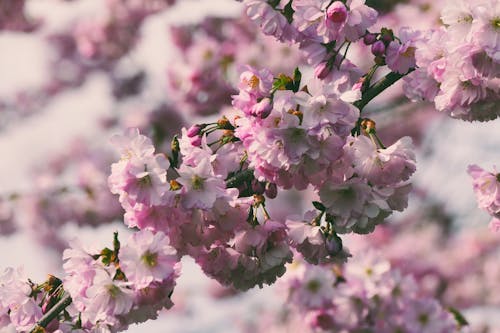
[312,201,325,211]
[448,307,469,327]
[100,248,113,266]
[292,67,302,92]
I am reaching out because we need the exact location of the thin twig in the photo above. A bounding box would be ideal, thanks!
[30,293,72,333]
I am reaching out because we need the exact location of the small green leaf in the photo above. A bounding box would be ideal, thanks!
[292,67,302,92]
[312,201,326,211]
[448,307,469,327]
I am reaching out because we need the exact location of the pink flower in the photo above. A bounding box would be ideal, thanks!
[0,268,43,332]
[287,211,349,264]
[63,240,101,312]
[83,268,134,325]
[287,265,336,310]
[326,2,348,24]
[119,230,179,289]
[386,28,420,74]
[109,154,169,206]
[468,164,500,218]
[232,66,274,116]
[110,128,155,160]
[403,299,456,333]
[343,0,378,42]
[198,220,292,291]
[471,1,500,61]
[244,0,296,41]
[9,300,43,332]
[489,217,500,232]
[177,158,234,210]
[348,135,416,186]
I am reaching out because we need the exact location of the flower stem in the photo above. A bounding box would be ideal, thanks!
[226,169,254,188]
[354,69,414,111]
[30,293,72,333]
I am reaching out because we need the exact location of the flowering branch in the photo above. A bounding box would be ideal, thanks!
[226,169,255,189]
[30,293,72,333]
[354,69,414,111]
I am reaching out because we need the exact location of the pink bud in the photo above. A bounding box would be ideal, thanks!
[251,98,273,119]
[190,135,202,147]
[326,2,348,24]
[309,311,335,330]
[265,183,277,199]
[186,124,202,137]
[315,62,331,79]
[363,33,377,45]
[251,179,265,194]
[371,41,386,56]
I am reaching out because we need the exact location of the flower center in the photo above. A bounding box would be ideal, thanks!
[401,46,416,58]
[138,174,152,187]
[247,75,260,90]
[107,284,121,298]
[418,313,429,325]
[306,279,321,293]
[191,175,205,190]
[492,17,500,30]
[459,14,473,24]
[141,250,158,268]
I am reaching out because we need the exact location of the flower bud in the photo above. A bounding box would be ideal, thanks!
[186,124,202,138]
[381,28,394,43]
[371,41,386,56]
[265,182,278,199]
[326,234,343,255]
[190,135,202,147]
[314,62,331,79]
[251,179,265,194]
[251,98,273,119]
[363,33,377,45]
[326,1,348,23]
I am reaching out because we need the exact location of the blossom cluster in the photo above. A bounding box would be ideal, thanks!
[166,15,302,115]
[0,230,180,332]
[403,0,500,121]
[280,255,461,333]
[243,0,379,78]
[233,65,416,239]
[107,57,417,290]
[244,0,500,123]
[108,127,293,291]
[73,0,176,63]
[468,164,500,231]
[347,201,500,311]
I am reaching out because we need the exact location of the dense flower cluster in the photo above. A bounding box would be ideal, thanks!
[108,127,294,291]
[63,230,179,332]
[280,255,460,333]
[243,0,379,79]
[404,0,500,121]
[166,16,302,115]
[0,230,180,332]
[233,69,360,189]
